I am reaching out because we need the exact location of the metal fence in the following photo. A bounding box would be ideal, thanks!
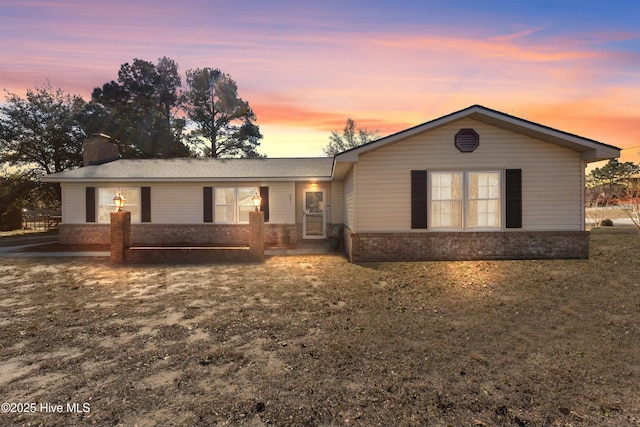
[21,210,62,231]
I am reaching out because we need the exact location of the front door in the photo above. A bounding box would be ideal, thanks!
[303,190,325,238]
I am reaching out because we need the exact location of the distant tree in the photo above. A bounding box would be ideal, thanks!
[620,173,640,230]
[587,159,640,229]
[589,159,640,198]
[323,118,379,156]
[91,57,190,158]
[181,67,263,158]
[0,83,86,176]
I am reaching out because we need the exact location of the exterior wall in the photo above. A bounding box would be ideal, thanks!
[343,168,356,230]
[330,181,344,225]
[59,181,299,246]
[125,247,257,264]
[268,182,296,224]
[59,224,110,244]
[60,183,86,224]
[149,183,202,223]
[346,230,590,262]
[353,118,584,232]
[60,223,250,245]
[60,181,296,225]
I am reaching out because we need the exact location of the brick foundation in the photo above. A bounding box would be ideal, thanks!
[125,246,257,264]
[60,223,251,246]
[344,227,589,262]
[60,224,110,244]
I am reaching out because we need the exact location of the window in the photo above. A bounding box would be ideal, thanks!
[431,173,463,228]
[429,171,501,229]
[468,172,501,228]
[214,187,257,223]
[97,188,140,223]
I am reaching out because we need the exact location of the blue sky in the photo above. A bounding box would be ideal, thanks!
[1,0,639,156]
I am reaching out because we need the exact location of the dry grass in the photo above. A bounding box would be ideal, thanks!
[0,227,639,426]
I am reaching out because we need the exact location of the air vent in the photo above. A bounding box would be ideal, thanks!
[455,128,479,152]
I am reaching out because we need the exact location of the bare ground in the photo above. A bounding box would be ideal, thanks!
[0,227,639,427]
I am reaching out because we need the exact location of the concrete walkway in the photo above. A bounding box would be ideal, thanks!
[0,232,58,248]
[0,241,109,257]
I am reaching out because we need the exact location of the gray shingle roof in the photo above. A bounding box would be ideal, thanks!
[42,157,334,182]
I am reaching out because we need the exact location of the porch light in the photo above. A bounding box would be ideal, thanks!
[251,193,262,211]
[113,193,126,212]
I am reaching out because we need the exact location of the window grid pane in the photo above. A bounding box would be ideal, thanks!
[215,188,236,223]
[431,173,463,229]
[214,187,258,223]
[468,172,501,228]
[238,188,256,223]
[97,188,140,223]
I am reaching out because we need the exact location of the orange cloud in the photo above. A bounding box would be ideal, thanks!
[252,98,413,136]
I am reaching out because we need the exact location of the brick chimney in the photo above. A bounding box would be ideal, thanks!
[83,134,120,166]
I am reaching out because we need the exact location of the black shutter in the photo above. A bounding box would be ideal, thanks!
[411,170,428,229]
[85,187,95,223]
[203,187,213,223]
[141,187,151,222]
[506,169,522,228]
[259,186,270,222]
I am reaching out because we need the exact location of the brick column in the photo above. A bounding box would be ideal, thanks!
[248,211,264,262]
[110,211,131,264]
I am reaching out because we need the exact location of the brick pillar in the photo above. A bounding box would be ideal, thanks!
[249,211,264,262]
[110,211,131,264]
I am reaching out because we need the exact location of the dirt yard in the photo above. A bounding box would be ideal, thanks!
[1,227,639,427]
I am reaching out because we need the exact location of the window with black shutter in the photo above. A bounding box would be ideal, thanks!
[141,187,151,222]
[259,186,270,222]
[203,187,213,223]
[411,170,428,229]
[505,169,522,228]
[85,187,96,223]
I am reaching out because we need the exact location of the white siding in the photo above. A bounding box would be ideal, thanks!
[343,168,356,230]
[150,183,201,223]
[331,181,344,224]
[61,183,86,224]
[354,118,584,232]
[266,182,295,224]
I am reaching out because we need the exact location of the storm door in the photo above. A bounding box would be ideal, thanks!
[303,190,325,238]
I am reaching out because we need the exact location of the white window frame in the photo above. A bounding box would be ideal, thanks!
[428,171,502,230]
[214,187,258,224]
[97,187,141,223]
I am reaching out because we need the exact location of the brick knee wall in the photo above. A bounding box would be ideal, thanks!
[349,231,590,262]
[125,247,258,264]
[59,224,110,244]
[59,224,251,245]
[130,224,249,246]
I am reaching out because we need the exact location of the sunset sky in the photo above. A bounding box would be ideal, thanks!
[1,0,639,157]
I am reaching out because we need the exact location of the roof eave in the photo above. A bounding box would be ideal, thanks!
[42,176,333,183]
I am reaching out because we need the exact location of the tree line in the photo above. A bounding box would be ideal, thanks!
[1,57,263,173]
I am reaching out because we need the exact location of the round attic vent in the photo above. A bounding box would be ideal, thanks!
[455,128,479,152]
